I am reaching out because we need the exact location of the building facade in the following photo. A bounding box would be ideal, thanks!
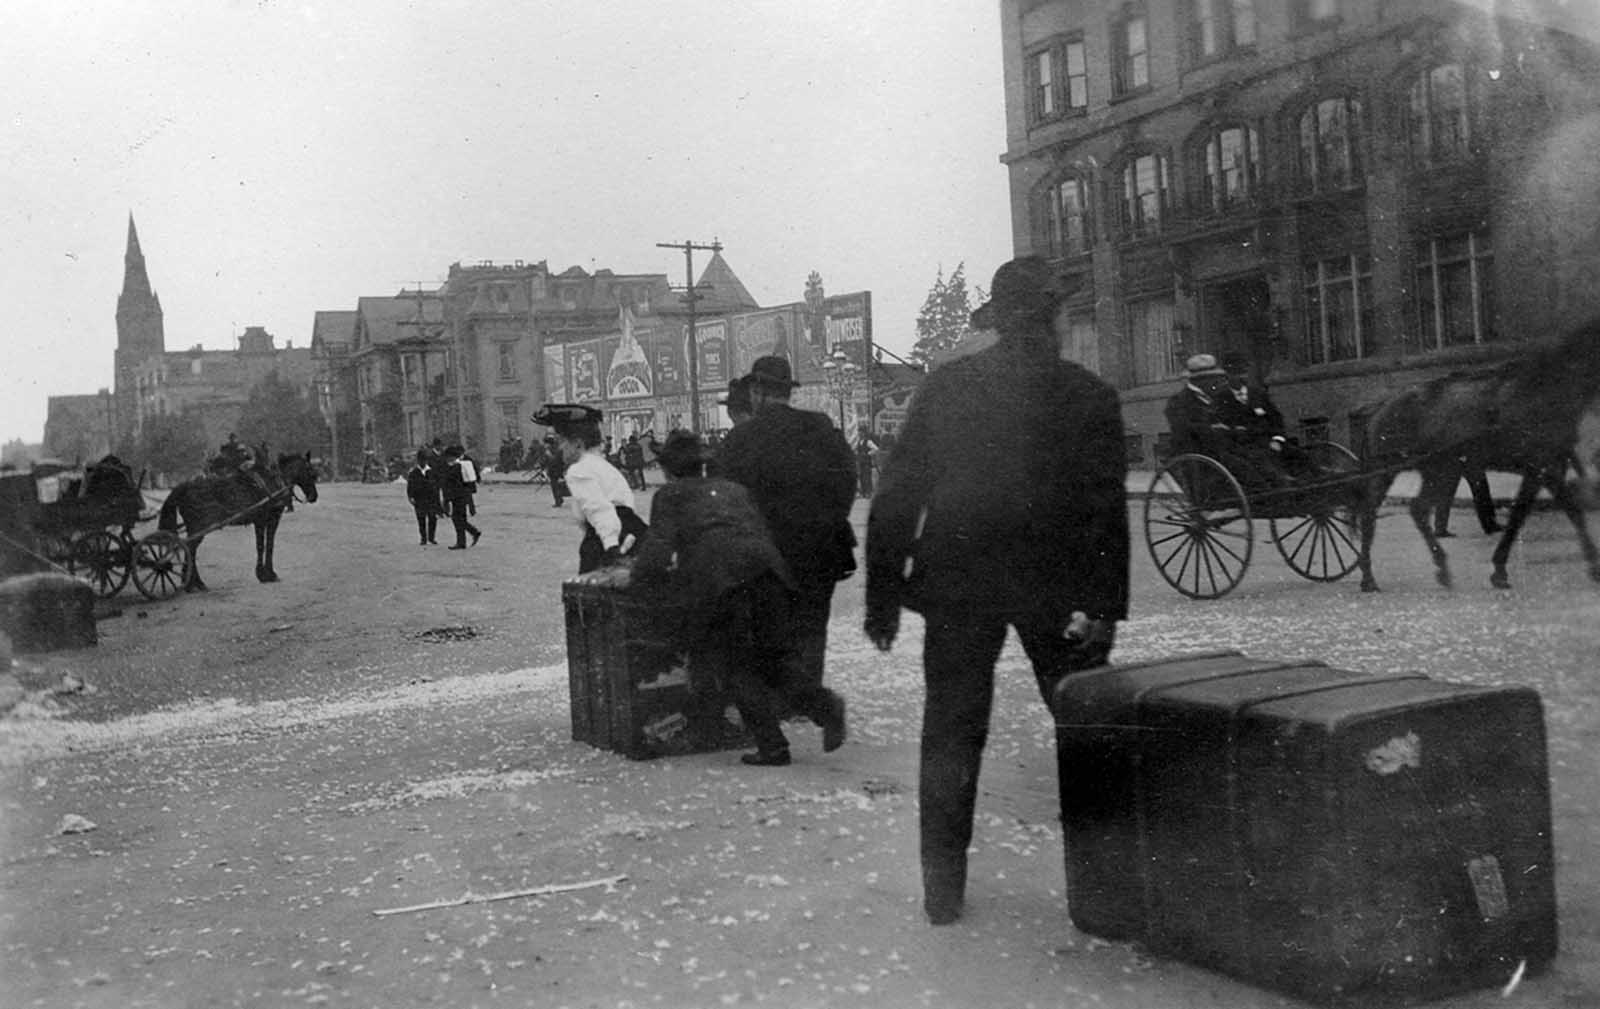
[999,0,1600,463]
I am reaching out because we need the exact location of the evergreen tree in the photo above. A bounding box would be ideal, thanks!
[236,372,330,458]
[910,263,985,368]
[133,412,208,484]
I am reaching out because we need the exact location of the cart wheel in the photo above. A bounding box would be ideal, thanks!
[72,529,131,598]
[1145,454,1253,600]
[1271,442,1362,582]
[132,532,193,600]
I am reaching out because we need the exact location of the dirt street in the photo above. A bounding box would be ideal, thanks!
[1,476,1597,1008]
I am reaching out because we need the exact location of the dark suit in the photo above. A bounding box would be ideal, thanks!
[405,464,442,544]
[439,460,480,547]
[865,332,1129,919]
[633,477,837,753]
[1165,385,1282,491]
[718,401,857,691]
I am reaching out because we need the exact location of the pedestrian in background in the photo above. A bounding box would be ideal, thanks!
[622,434,648,490]
[718,356,857,696]
[631,430,845,765]
[854,424,879,498]
[865,256,1130,926]
[534,404,647,573]
[439,444,482,550]
[544,435,569,507]
[404,449,442,546]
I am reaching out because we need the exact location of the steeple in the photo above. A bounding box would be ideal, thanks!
[120,214,155,303]
[116,214,164,355]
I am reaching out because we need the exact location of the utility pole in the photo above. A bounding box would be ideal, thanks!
[656,239,721,433]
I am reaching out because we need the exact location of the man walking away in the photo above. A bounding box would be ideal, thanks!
[718,356,858,697]
[622,434,648,490]
[865,256,1130,926]
[439,445,482,550]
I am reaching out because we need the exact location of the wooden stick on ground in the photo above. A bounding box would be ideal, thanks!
[372,873,628,917]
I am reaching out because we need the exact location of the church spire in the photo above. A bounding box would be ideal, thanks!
[122,213,153,300]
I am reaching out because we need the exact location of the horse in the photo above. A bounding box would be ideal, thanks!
[157,450,320,591]
[1354,319,1600,592]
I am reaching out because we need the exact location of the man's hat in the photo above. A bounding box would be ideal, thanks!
[1185,353,1226,378]
[532,403,603,431]
[718,375,753,410]
[1220,350,1252,373]
[654,430,713,475]
[970,256,1067,327]
[745,355,800,390]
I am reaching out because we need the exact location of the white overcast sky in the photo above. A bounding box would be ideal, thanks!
[0,0,1014,445]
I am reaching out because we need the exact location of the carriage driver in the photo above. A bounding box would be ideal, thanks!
[1164,353,1290,491]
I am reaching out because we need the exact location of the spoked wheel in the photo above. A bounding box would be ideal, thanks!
[1144,454,1253,600]
[38,532,75,570]
[132,531,193,600]
[1271,442,1362,583]
[71,529,131,598]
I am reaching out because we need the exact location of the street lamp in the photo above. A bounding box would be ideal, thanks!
[821,347,859,432]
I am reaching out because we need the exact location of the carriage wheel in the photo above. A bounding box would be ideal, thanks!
[132,532,193,600]
[38,532,75,570]
[1144,454,1253,600]
[72,530,131,598]
[1270,442,1363,583]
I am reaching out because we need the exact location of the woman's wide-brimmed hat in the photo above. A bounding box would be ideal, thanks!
[532,403,603,433]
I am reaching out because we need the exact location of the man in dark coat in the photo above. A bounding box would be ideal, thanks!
[1165,353,1284,492]
[865,255,1130,926]
[632,431,845,765]
[438,445,481,550]
[621,434,648,490]
[404,449,442,546]
[718,356,858,697]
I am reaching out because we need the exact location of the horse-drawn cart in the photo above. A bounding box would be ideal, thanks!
[1144,441,1363,599]
[32,459,193,600]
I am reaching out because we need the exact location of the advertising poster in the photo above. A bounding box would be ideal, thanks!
[696,320,728,389]
[795,291,872,383]
[542,343,568,402]
[606,307,653,399]
[567,340,602,402]
[647,326,685,397]
[731,309,798,378]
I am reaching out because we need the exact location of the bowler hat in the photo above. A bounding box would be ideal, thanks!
[746,355,800,390]
[970,256,1066,327]
[655,430,712,477]
[1185,353,1226,378]
[718,376,753,409]
[1221,350,1252,373]
[532,403,604,430]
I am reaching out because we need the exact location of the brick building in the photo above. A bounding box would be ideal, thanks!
[998,0,1600,462]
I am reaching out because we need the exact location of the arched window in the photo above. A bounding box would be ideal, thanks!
[1120,152,1170,238]
[1192,124,1262,214]
[1408,63,1472,165]
[1037,173,1095,257]
[1297,96,1364,192]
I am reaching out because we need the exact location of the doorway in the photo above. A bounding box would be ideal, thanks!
[1199,275,1272,367]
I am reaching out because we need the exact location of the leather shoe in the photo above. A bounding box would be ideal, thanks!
[470,529,481,546]
[925,898,963,926]
[447,544,466,550]
[740,750,791,767]
[821,695,847,753]
[1434,529,1455,538]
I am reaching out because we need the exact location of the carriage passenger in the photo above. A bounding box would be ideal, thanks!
[1164,353,1289,492]
[1220,351,1311,475]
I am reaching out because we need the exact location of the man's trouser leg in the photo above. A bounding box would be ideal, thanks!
[918,610,1008,917]
[789,580,835,694]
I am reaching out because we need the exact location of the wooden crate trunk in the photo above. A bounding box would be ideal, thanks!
[562,578,746,760]
[1054,650,1557,1005]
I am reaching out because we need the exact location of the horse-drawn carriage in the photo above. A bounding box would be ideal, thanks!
[32,457,193,600]
[1143,440,1363,599]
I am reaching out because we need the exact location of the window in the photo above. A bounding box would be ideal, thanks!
[402,354,421,397]
[1040,174,1094,257]
[1414,230,1495,350]
[1295,0,1339,29]
[405,412,422,449]
[1303,252,1373,363]
[1112,6,1150,97]
[1298,97,1364,192]
[499,400,522,440]
[1194,125,1262,214]
[1193,0,1255,61]
[1062,311,1101,374]
[1026,37,1087,124]
[1121,153,1170,238]
[497,342,517,381]
[1409,63,1472,165]
[1128,296,1179,384]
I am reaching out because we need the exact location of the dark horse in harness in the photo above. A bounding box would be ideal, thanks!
[1355,319,1600,592]
[158,451,320,591]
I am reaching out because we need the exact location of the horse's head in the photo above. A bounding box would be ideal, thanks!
[278,451,320,504]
